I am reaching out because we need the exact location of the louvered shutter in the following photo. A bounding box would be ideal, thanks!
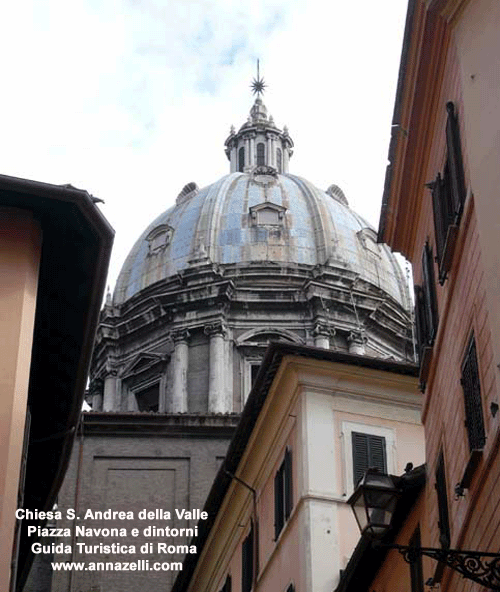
[352,432,387,487]
[409,527,424,592]
[242,523,253,592]
[352,432,369,486]
[445,101,466,216]
[422,242,439,342]
[435,451,450,549]
[274,467,284,539]
[414,285,427,359]
[431,173,447,265]
[461,336,486,451]
[284,448,293,520]
[369,436,386,472]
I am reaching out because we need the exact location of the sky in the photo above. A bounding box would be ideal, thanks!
[1,0,409,291]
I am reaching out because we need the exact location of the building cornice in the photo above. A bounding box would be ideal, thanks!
[0,174,114,590]
[80,412,239,437]
[379,0,451,256]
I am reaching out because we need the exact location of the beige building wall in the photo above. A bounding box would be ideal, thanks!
[0,209,41,592]
[296,361,424,590]
[181,354,424,592]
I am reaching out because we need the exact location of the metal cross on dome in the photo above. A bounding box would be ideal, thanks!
[250,59,266,96]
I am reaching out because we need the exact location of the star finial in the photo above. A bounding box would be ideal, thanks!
[250,59,266,96]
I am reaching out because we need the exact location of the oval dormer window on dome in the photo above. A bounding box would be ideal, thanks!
[238,147,245,172]
[357,228,381,258]
[257,142,265,166]
[146,224,173,256]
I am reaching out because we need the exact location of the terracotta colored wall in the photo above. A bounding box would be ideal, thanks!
[0,208,41,592]
[370,495,431,592]
[455,0,500,402]
[399,1,500,588]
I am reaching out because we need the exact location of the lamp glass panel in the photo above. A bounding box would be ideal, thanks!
[364,489,396,509]
[352,493,369,532]
[366,492,397,535]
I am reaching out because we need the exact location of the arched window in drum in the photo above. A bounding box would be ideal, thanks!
[238,147,245,172]
[256,143,265,166]
[276,148,282,173]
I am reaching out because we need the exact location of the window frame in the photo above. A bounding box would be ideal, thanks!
[256,142,266,166]
[276,147,282,173]
[341,421,395,497]
[249,202,286,227]
[134,382,161,412]
[242,357,263,405]
[238,147,245,172]
[428,101,466,284]
[351,431,387,487]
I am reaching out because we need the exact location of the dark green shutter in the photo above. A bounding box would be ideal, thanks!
[352,432,369,486]
[431,172,447,267]
[445,101,466,216]
[274,465,284,539]
[242,523,253,592]
[284,448,293,520]
[435,451,450,548]
[461,336,485,451]
[352,432,387,486]
[422,242,439,342]
[414,285,427,359]
[369,435,386,472]
[409,527,424,592]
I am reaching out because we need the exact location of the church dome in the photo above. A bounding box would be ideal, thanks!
[114,169,410,309]
[92,91,414,418]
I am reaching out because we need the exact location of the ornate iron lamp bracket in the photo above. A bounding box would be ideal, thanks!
[385,544,500,590]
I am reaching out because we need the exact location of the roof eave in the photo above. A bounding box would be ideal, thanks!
[0,174,114,591]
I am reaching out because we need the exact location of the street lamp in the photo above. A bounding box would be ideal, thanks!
[348,468,400,537]
[347,468,500,591]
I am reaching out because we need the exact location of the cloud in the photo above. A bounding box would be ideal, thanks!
[0,0,407,291]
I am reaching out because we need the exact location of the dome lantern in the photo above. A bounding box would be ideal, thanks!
[224,65,294,174]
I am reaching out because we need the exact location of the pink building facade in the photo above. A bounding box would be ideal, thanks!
[336,0,500,590]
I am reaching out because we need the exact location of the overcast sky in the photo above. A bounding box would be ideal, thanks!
[1,0,408,290]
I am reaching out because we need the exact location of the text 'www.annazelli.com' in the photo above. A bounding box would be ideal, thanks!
[51,560,182,572]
